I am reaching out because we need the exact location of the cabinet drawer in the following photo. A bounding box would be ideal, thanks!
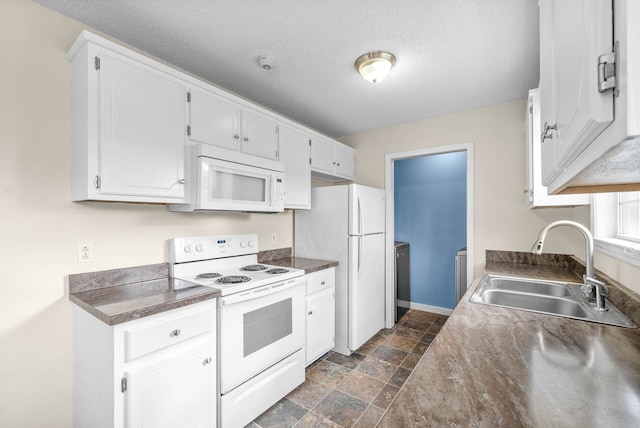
[124,305,211,362]
[306,268,335,295]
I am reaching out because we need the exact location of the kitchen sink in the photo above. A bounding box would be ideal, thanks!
[470,275,636,328]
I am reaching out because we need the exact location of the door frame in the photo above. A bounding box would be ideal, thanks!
[384,142,475,327]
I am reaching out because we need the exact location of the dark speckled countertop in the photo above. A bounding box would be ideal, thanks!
[68,263,219,325]
[258,247,338,274]
[378,251,640,427]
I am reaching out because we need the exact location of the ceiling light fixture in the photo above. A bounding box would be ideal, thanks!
[355,51,396,83]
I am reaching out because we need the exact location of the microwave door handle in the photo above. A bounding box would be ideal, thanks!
[269,174,275,206]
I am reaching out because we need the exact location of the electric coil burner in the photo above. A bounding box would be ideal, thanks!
[196,272,222,279]
[266,268,289,274]
[240,264,268,272]
[216,275,251,284]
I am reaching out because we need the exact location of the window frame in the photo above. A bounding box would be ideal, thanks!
[592,193,640,267]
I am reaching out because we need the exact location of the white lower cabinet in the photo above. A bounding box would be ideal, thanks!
[73,300,216,428]
[305,268,336,366]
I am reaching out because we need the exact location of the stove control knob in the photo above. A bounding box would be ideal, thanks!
[184,245,192,253]
[195,244,203,252]
[247,240,254,247]
[240,241,247,248]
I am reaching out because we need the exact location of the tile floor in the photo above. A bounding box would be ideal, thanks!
[247,309,449,428]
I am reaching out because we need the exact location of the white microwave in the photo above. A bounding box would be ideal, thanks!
[169,145,285,213]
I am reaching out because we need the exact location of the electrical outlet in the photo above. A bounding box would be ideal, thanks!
[78,243,93,263]
[271,233,277,243]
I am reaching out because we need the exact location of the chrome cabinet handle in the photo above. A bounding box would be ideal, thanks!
[243,137,249,142]
[234,134,240,139]
[169,329,181,337]
[308,310,313,315]
[541,122,557,143]
[202,357,212,365]
[320,281,325,286]
[178,179,186,184]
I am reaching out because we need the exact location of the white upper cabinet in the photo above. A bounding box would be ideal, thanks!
[68,37,186,203]
[188,88,240,151]
[539,0,640,194]
[310,138,354,182]
[188,88,279,161]
[239,109,279,160]
[525,89,590,208]
[68,31,350,206]
[279,124,311,209]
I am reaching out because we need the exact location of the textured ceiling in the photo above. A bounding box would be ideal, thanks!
[35,0,540,138]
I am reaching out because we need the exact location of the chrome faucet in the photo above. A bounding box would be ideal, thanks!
[531,220,608,311]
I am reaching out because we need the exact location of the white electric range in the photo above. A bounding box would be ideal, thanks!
[169,234,306,428]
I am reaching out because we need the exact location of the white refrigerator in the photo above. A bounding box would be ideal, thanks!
[295,184,385,355]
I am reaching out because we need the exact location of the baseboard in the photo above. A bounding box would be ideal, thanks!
[397,300,454,316]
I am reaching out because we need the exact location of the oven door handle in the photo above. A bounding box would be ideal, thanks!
[220,277,304,306]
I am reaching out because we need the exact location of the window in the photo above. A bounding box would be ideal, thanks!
[617,191,640,241]
[592,192,640,266]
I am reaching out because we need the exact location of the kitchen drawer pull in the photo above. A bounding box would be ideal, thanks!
[320,281,326,286]
[202,357,212,365]
[308,310,313,315]
[169,329,181,337]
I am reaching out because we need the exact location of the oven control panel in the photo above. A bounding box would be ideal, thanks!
[170,234,259,263]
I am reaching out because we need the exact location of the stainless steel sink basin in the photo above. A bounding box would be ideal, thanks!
[470,275,636,328]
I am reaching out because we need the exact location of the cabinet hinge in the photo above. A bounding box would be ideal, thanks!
[94,175,101,189]
[94,56,100,70]
[598,41,618,94]
[187,91,191,102]
[121,377,127,393]
[187,125,191,136]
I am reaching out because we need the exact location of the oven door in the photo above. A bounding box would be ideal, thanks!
[218,277,305,394]
[198,156,284,212]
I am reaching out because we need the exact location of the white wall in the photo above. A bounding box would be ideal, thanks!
[339,99,640,295]
[338,99,591,278]
[0,1,293,426]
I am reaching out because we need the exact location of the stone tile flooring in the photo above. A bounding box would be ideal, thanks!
[247,309,449,428]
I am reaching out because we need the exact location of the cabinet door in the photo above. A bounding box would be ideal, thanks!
[98,52,185,200]
[188,88,240,151]
[279,125,311,209]
[126,338,213,428]
[310,138,336,174]
[539,0,561,185]
[306,287,335,366]
[334,145,354,179]
[526,89,590,208]
[550,0,613,168]
[240,109,279,160]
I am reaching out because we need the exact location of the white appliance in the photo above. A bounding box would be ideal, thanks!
[295,184,385,355]
[169,145,285,213]
[169,234,305,428]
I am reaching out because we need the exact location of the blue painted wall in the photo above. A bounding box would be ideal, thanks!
[394,151,467,309]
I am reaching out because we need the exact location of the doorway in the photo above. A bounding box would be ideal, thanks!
[384,143,474,328]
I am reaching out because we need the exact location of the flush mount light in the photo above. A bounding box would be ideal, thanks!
[257,55,275,70]
[355,51,396,83]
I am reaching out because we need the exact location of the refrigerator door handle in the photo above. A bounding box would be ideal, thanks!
[357,236,363,278]
[357,193,364,235]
